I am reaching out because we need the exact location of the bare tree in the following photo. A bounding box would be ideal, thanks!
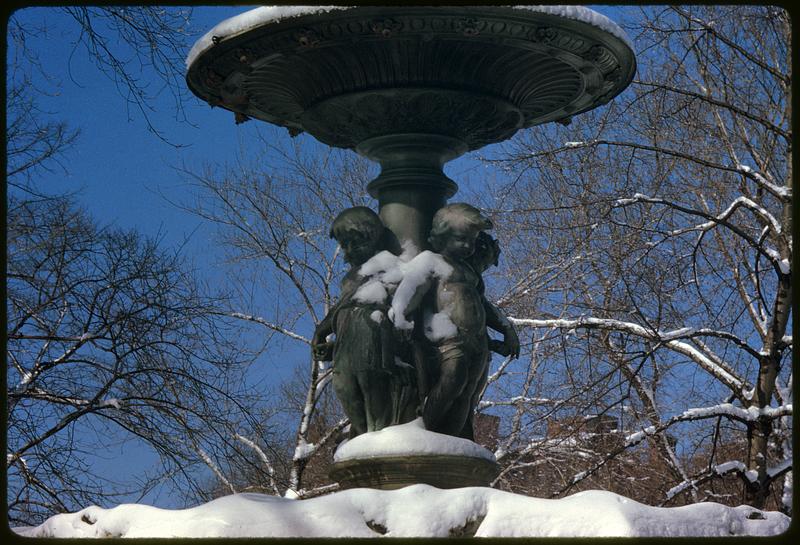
[5,80,79,196]
[6,17,79,198]
[478,5,790,512]
[6,193,278,525]
[5,7,326,523]
[6,7,287,523]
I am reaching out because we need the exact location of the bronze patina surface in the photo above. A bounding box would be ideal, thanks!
[330,454,500,490]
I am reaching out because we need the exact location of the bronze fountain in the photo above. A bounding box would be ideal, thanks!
[187,5,635,490]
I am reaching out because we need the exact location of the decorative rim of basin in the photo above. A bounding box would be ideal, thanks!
[185,6,633,68]
[186,6,636,150]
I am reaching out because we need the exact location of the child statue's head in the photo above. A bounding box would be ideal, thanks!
[468,231,501,274]
[428,203,493,259]
[330,206,385,265]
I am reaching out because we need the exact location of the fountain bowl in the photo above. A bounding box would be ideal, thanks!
[186,6,636,153]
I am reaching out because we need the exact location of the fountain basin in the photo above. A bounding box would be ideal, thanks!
[186,6,636,150]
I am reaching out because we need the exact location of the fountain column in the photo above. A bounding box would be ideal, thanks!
[357,133,464,251]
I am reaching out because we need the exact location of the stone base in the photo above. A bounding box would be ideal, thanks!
[330,454,500,490]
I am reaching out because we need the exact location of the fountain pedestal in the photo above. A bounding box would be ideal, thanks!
[358,133,462,250]
[329,419,499,490]
[331,454,499,490]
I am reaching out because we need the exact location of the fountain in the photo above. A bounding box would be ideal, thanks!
[187,5,635,490]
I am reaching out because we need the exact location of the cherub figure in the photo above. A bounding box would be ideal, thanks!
[468,231,520,361]
[462,231,520,440]
[389,203,494,438]
[312,207,414,437]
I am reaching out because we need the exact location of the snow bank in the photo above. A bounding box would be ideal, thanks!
[334,418,495,462]
[16,485,789,538]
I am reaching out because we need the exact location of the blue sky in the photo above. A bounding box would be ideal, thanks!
[7,6,301,508]
[9,7,252,249]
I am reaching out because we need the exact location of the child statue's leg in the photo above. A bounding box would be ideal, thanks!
[333,371,368,437]
[459,351,490,440]
[422,343,470,435]
[359,371,395,432]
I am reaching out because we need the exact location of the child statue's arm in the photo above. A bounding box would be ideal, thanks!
[390,275,436,331]
[312,310,336,361]
[484,298,520,359]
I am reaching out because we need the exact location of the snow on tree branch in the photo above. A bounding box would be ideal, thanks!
[196,446,235,494]
[612,194,787,270]
[225,311,310,344]
[665,457,792,505]
[234,434,280,496]
[767,458,792,480]
[679,403,793,423]
[665,461,758,502]
[735,164,792,201]
[293,439,316,463]
[478,396,558,410]
[557,401,792,498]
[510,316,747,394]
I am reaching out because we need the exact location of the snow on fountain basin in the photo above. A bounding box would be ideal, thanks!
[186,6,633,70]
[334,417,495,463]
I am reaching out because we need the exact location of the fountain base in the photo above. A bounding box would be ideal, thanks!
[330,454,499,490]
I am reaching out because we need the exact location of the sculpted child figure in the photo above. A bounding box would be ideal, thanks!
[390,202,493,438]
[468,231,520,361]
[463,231,520,440]
[312,206,414,437]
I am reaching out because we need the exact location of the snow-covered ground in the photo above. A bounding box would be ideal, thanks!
[13,416,790,538]
[15,484,789,538]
